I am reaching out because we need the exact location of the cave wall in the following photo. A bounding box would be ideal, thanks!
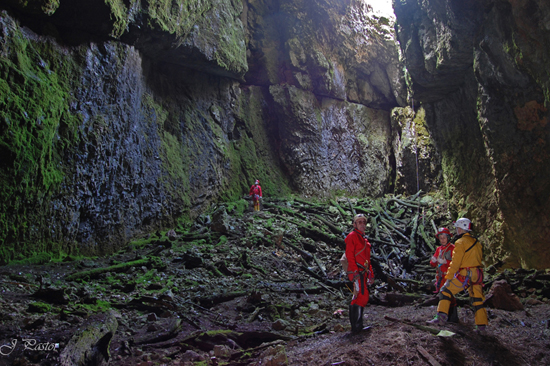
[394,0,550,268]
[0,0,409,262]
[244,0,409,195]
[0,11,290,260]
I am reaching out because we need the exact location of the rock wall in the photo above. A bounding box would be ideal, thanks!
[244,0,408,195]
[0,0,407,262]
[394,0,550,268]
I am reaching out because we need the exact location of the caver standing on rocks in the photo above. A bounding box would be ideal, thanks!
[345,213,374,333]
[249,180,262,211]
[430,227,459,322]
[427,218,488,332]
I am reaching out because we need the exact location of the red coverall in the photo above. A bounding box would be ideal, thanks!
[345,229,374,307]
[430,243,455,292]
[249,184,262,211]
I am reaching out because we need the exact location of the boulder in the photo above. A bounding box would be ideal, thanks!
[485,280,524,311]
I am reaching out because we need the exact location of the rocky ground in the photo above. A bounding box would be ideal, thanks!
[0,196,549,365]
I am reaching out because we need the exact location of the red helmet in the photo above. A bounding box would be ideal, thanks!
[435,227,451,238]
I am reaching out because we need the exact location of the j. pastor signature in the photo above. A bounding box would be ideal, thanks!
[1,339,59,356]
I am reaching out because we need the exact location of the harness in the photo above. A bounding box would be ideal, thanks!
[251,185,261,202]
[436,243,453,271]
[347,230,370,295]
[346,230,368,273]
[438,234,486,314]
[455,235,483,285]
[455,266,484,286]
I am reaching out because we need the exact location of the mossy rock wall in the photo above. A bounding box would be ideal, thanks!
[0,1,408,263]
[394,0,550,269]
[0,12,288,263]
[390,106,443,195]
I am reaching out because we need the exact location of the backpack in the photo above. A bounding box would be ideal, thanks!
[340,252,348,272]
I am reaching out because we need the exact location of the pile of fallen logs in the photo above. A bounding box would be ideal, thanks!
[344,191,448,282]
[256,191,451,294]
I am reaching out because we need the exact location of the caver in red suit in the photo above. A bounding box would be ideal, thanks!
[249,180,262,211]
[430,227,459,323]
[430,227,455,292]
[345,214,374,333]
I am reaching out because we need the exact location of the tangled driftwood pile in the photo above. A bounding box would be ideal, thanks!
[232,191,451,305]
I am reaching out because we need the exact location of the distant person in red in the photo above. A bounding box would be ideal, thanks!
[345,213,374,333]
[430,227,458,322]
[249,180,262,211]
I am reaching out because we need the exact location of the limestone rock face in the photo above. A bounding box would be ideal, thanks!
[0,1,406,261]
[244,0,407,195]
[245,0,406,109]
[394,0,550,268]
[269,84,393,196]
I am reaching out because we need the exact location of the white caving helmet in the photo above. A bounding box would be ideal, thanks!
[453,218,472,231]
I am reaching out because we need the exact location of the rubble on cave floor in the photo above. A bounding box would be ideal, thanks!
[0,193,549,365]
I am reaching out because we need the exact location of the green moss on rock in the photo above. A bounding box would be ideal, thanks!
[0,17,81,264]
[28,301,52,313]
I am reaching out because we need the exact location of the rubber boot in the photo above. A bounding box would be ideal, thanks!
[447,305,459,323]
[358,306,371,331]
[357,306,364,330]
[348,305,354,332]
[348,304,356,332]
[474,325,487,335]
[349,304,362,332]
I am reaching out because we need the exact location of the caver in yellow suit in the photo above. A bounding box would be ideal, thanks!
[427,218,488,330]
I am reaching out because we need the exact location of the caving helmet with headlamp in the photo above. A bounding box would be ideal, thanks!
[435,227,452,238]
[453,218,472,231]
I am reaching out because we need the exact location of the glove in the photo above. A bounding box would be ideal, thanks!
[349,272,360,282]
[368,277,375,285]
[437,256,446,264]
[430,255,437,264]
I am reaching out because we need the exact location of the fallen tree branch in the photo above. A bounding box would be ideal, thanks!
[282,239,313,260]
[134,318,182,345]
[247,307,265,322]
[417,345,442,366]
[313,214,344,235]
[65,257,163,281]
[60,310,118,365]
[384,316,453,336]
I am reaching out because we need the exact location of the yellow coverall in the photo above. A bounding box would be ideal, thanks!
[437,232,488,326]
